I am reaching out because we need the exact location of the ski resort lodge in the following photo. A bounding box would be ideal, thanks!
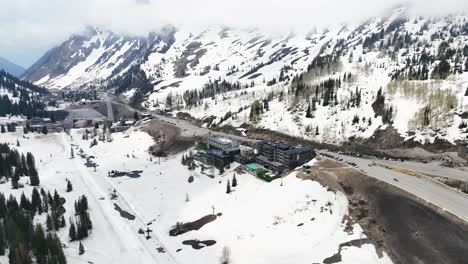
[256,140,315,172]
[201,135,315,174]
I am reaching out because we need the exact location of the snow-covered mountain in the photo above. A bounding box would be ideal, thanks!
[22,8,468,145]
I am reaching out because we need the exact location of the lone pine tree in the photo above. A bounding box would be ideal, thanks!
[69,221,77,241]
[232,174,237,187]
[66,180,73,192]
[226,180,231,194]
[79,241,85,255]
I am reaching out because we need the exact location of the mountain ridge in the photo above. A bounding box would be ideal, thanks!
[21,8,468,147]
[0,56,25,77]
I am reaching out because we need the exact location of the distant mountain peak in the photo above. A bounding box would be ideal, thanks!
[0,56,25,77]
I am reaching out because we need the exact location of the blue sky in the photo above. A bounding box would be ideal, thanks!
[1,0,467,68]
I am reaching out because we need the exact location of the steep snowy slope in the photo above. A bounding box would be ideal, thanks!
[23,8,468,145]
[167,9,468,145]
[22,28,150,89]
[23,26,331,91]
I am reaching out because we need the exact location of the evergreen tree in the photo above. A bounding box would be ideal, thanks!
[74,196,92,240]
[41,189,49,212]
[11,172,19,189]
[305,104,312,118]
[9,241,32,264]
[29,171,40,186]
[20,192,31,211]
[69,221,77,242]
[226,180,231,194]
[232,174,237,187]
[0,194,6,219]
[60,215,66,228]
[41,126,48,135]
[31,223,46,263]
[79,241,85,255]
[26,152,37,174]
[31,188,43,215]
[70,147,74,159]
[0,125,5,133]
[46,214,54,231]
[52,212,60,231]
[66,180,73,192]
[0,221,6,256]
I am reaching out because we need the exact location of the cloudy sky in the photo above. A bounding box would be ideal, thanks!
[1,0,467,68]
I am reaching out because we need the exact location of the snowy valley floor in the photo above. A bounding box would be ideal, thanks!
[0,128,392,264]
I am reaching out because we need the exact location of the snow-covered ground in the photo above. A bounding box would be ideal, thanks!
[0,115,26,124]
[0,127,392,264]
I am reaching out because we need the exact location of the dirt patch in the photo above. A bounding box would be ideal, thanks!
[166,137,196,155]
[305,158,468,264]
[114,203,136,220]
[141,120,195,156]
[323,238,371,264]
[109,170,143,178]
[182,239,216,250]
[169,214,217,236]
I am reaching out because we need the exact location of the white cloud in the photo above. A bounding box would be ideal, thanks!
[0,0,467,67]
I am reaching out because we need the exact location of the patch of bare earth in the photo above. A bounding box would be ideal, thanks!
[169,214,218,236]
[140,120,195,156]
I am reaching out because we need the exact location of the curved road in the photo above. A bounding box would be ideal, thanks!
[319,150,468,223]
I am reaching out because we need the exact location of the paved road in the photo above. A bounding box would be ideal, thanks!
[319,150,468,223]
[153,113,258,144]
[373,158,468,181]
